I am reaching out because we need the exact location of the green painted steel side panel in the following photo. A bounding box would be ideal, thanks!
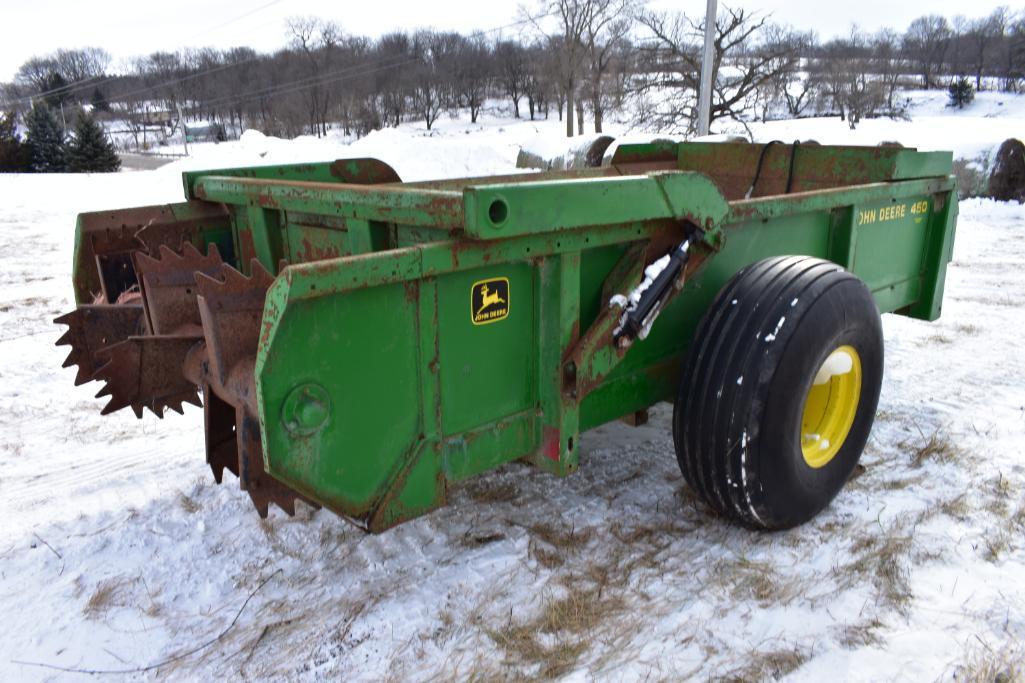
[257,280,427,522]
[441,410,537,481]
[849,196,931,289]
[437,262,537,436]
[579,244,627,328]
[282,212,353,263]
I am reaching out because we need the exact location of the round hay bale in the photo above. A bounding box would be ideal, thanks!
[987,138,1025,202]
[584,135,616,167]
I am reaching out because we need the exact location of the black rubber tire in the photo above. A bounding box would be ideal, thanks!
[673,256,883,530]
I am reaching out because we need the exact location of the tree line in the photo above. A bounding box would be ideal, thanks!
[2,2,1025,147]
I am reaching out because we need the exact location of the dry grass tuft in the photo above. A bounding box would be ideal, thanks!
[948,642,1024,683]
[836,618,884,649]
[464,479,521,505]
[954,323,981,336]
[940,493,972,521]
[904,428,960,468]
[529,522,594,552]
[983,531,1011,563]
[1009,498,1025,531]
[489,622,587,680]
[488,583,626,679]
[526,522,595,570]
[711,556,800,607]
[719,644,810,682]
[840,522,915,613]
[537,585,626,635]
[83,577,130,619]
[925,333,954,345]
[530,543,565,570]
[177,492,200,514]
[984,474,1016,518]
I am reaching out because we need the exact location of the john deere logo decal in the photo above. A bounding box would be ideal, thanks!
[471,277,509,325]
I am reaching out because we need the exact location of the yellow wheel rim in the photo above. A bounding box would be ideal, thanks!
[800,345,862,469]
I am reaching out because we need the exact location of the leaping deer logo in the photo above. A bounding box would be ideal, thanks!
[476,283,506,317]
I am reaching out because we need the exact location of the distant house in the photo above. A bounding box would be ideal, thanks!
[134,109,173,127]
[184,121,227,143]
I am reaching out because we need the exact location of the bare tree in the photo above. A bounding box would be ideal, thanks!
[904,15,952,89]
[409,30,458,131]
[377,32,413,127]
[635,7,801,133]
[15,57,59,92]
[526,42,553,120]
[999,11,1025,92]
[532,0,593,137]
[54,48,111,84]
[966,11,1004,90]
[872,29,904,110]
[812,31,886,128]
[495,40,529,117]
[287,16,341,137]
[137,51,185,115]
[764,28,815,118]
[583,1,634,133]
[453,34,492,123]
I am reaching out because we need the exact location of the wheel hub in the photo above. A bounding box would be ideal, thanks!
[800,345,862,468]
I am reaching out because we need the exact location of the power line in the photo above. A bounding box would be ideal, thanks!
[169,13,554,113]
[6,0,288,106]
[12,11,546,115]
[183,0,287,43]
[184,0,658,113]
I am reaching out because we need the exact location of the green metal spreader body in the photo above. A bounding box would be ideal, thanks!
[62,142,958,531]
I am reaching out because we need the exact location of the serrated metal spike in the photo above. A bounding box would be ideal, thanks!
[90,336,201,419]
[54,304,147,386]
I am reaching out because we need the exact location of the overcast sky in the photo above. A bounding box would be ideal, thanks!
[1,0,1013,82]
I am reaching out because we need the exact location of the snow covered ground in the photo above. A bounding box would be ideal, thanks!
[740,90,1025,163]
[1,95,1024,681]
[130,88,1025,178]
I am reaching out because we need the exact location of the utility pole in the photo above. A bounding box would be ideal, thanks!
[176,103,189,156]
[696,0,717,137]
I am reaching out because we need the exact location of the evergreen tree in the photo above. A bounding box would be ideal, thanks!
[66,113,120,172]
[25,105,65,172]
[948,77,975,109]
[90,87,111,113]
[41,71,71,111]
[0,112,31,172]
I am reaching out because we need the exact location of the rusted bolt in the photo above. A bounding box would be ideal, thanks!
[281,383,331,436]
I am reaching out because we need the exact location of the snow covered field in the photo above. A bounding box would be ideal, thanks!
[1,96,1024,681]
